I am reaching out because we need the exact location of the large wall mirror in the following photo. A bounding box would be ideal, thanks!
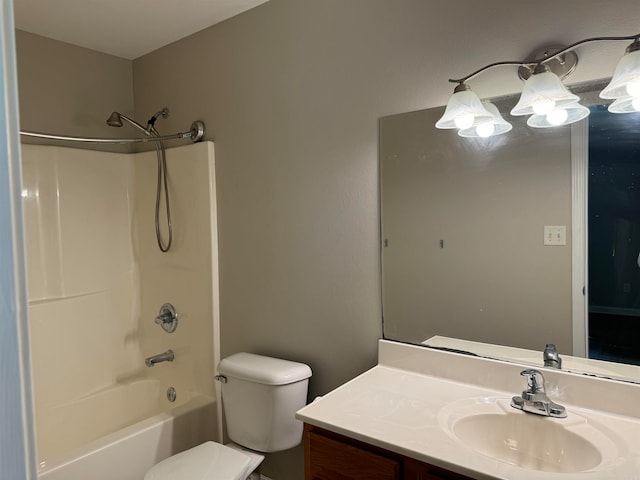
[380,80,640,383]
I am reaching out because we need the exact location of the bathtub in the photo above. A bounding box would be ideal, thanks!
[36,379,218,480]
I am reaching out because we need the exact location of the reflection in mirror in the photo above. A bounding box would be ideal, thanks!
[588,103,640,364]
[380,81,640,383]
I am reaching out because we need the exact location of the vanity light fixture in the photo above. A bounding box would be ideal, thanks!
[434,83,495,130]
[458,102,512,137]
[600,38,640,102]
[526,102,590,129]
[607,96,640,113]
[435,33,640,137]
[510,66,580,117]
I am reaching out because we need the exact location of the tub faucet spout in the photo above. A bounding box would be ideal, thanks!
[145,349,174,367]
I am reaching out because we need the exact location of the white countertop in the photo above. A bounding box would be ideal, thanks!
[296,340,640,480]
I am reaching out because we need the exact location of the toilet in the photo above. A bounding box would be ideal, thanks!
[144,352,312,480]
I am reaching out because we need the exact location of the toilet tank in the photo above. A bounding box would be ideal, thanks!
[217,353,312,453]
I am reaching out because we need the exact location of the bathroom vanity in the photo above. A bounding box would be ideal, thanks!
[304,423,471,479]
[296,340,640,480]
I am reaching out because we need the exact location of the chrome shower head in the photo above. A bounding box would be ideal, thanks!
[106,111,151,136]
[106,108,170,137]
[106,112,123,127]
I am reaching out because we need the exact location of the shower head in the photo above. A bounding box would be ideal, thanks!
[106,112,151,136]
[106,112,123,127]
[106,108,170,136]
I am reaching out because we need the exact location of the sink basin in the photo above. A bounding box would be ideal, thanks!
[439,397,620,474]
[453,412,600,473]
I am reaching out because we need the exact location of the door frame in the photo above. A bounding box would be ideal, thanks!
[571,119,589,358]
[0,0,37,478]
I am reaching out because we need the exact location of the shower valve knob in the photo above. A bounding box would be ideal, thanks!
[155,303,178,333]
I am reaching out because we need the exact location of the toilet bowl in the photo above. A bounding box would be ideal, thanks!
[144,353,312,480]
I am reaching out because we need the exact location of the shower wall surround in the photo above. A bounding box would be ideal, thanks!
[23,146,139,414]
[21,142,220,465]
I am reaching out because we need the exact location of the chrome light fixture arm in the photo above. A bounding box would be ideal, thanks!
[449,33,640,85]
[449,60,527,86]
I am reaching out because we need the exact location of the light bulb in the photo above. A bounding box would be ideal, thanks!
[532,98,556,115]
[626,79,640,97]
[633,97,640,111]
[476,122,495,138]
[546,108,568,126]
[454,114,475,130]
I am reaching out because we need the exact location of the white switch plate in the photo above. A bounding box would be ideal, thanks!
[544,225,566,246]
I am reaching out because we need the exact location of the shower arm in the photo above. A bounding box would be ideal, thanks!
[20,120,205,144]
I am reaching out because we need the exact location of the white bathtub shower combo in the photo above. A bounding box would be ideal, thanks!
[25,139,224,480]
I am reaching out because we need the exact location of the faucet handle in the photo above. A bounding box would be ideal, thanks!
[155,303,178,333]
[520,369,546,394]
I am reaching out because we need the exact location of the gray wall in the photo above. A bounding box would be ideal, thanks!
[15,30,133,152]
[14,1,640,478]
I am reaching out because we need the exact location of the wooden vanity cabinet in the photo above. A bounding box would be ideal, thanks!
[304,424,475,480]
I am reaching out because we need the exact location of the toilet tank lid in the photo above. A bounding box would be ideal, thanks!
[218,353,312,385]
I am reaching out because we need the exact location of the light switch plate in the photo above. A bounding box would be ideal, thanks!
[544,225,566,246]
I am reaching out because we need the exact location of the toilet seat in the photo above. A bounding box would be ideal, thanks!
[225,442,265,474]
[144,441,252,480]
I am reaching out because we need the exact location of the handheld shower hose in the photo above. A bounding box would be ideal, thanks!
[106,108,173,252]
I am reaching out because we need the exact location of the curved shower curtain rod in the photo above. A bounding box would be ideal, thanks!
[19,120,206,144]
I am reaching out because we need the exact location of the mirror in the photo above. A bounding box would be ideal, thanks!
[380,80,640,383]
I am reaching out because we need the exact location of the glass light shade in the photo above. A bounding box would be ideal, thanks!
[435,87,495,129]
[600,48,640,99]
[607,96,640,113]
[546,108,569,125]
[511,70,580,116]
[526,102,589,128]
[458,102,512,138]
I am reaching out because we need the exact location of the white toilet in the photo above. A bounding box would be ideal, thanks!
[144,352,312,480]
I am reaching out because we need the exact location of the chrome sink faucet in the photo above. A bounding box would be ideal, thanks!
[543,343,562,369]
[511,369,567,418]
[145,349,174,367]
